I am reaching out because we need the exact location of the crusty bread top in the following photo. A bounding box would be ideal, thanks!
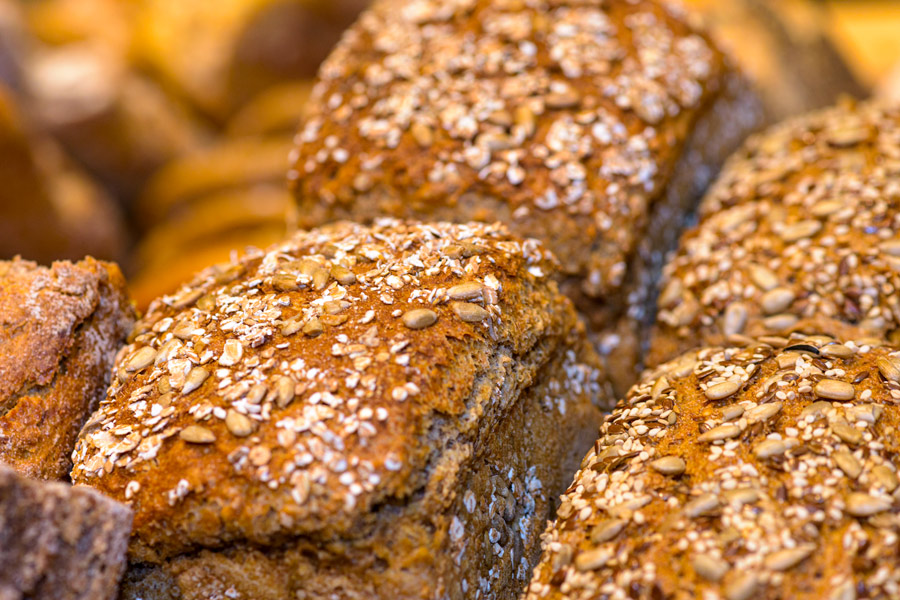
[652,101,900,366]
[0,257,131,407]
[71,219,603,562]
[289,0,737,298]
[527,335,900,600]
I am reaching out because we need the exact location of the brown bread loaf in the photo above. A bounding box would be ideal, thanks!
[288,0,762,394]
[72,219,608,600]
[0,464,133,600]
[651,100,900,368]
[0,256,135,480]
[527,335,900,600]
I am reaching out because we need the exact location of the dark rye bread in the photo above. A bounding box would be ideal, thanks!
[651,101,900,368]
[0,464,132,600]
[0,256,134,480]
[288,0,762,394]
[527,335,900,600]
[71,219,608,599]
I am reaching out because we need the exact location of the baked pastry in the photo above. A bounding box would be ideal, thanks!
[0,84,127,264]
[132,0,369,120]
[0,257,135,480]
[71,219,608,600]
[651,100,900,367]
[289,0,762,394]
[0,464,133,600]
[527,335,900,600]
[225,80,314,137]
[683,0,866,122]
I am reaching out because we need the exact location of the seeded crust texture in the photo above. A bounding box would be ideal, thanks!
[527,335,900,600]
[71,219,608,599]
[0,256,134,480]
[288,0,762,394]
[0,465,133,600]
[651,101,900,368]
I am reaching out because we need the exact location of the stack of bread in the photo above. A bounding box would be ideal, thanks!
[0,0,896,599]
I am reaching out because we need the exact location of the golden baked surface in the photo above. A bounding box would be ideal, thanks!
[652,101,900,366]
[289,0,742,302]
[0,257,134,480]
[527,335,900,600]
[71,219,605,564]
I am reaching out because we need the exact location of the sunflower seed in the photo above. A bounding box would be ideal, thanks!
[692,554,729,582]
[281,317,303,336]
[705,381,740,401]
[800,401,832,420]
[225,410,254,437]
[780,220,821,243]
[725,573,758,600]
[747,401,782,424]
[764,544,815,571]
[451,302,489,323]
[219,340,243,366]
[684,494,720,518]
[846,492,892,517]
[821,344,855,359]
[590,519,627,544]
[312,268,330,290]
[303,318,324,337]
[651,376,671,400]
[748,264,779,291]
[881,239,900,257]
[871,465,899,492]
[830,579,856,600]
[833,450,862,479]
[722,303,748,336]
[810,199,843,218]
[574,547,612,572]
[764,313,799,332]
[245,384,267,405]
[754,439,787,459]
[650,456,686,476]
[410,121,434,147]
[514,105,536,136]
[182,367,209,395]
[276,377,296,408]
[125,347,157,372]
[698,424,741,443]
[722,405,745,422]
[447,281,483,300]
[815,379,855,401]
[330,264,357,285]
[180,425,215,444]
[273,275,300,291]
[761,288,796,315]
[402,308,438,329]
[832,421,863,445]
[723,488,759,506]
[877,356,900,382]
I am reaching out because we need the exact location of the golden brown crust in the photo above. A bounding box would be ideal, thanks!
[71,220,608,583]
[651,100,900,368]
[0,257,135,480]
[288,0,761,391]
[0,464,133,600]
[527,335,900,600]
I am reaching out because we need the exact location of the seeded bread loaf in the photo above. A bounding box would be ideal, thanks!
[527,335,900,600]
[0,464,133,600]
[651,100,900,368]
[71,219,608,600]
[289,0,762,394]
[0,256,134,480]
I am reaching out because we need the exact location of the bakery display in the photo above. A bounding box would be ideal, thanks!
[71,219,608,599]
[289,0,763,394]
[527,335,900,600]
[0,257,134,480]
[0,464,133,600]
[652,100,900,367]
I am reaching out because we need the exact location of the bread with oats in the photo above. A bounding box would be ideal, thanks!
[651,101,900,368]
[0,464,133,600]
[526,335,900,600]
[0,256,134,480]
[288,0,762,395]
[71,219,608,600]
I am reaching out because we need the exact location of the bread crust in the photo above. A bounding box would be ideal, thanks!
[72,219,608,598]
[288,0,761,392]
[651,101,900,367]
[527,335,900,599]
[0,256,134,480]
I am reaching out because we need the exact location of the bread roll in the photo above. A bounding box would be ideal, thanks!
[289,0,762,394]
[0,257,135,480]
[527,335,900,600]
[72,219,608,599]
[0,464,133,600]
[652,100,900,367]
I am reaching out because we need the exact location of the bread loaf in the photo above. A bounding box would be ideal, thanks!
[0,464,133,600]
[72,219,608,599]
[288,0,762,394]
[0,256,134,480]
[652,100,900,367]
[527,335,900,600]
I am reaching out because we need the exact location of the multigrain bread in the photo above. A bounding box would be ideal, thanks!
[0,464,133,600]
[0,257,134,480]
[288,0,762,394]
[71,219,608,600]
[527,335,900,600]
[651,100,900,368]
